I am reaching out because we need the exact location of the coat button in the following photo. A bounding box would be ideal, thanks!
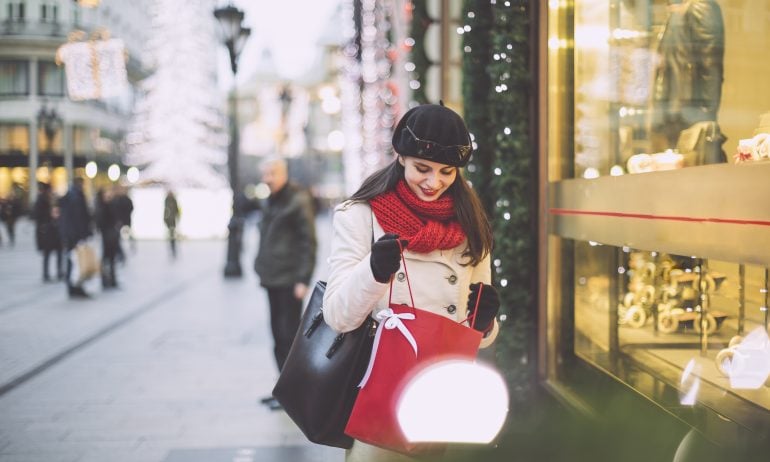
[447,275,458,285]
[446,304,457,314]
[397,272,405,282]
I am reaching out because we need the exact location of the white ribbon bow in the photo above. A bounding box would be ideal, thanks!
[358,308,418,388]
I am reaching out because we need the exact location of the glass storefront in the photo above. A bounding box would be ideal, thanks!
[544,0,770,446]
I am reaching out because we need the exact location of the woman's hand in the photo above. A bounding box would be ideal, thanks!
[467,282,500,332]
[370,233,408,283]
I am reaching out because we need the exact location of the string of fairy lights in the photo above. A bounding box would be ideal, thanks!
[339,0,400,194]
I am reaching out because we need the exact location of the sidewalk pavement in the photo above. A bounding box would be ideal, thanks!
[0,215,343,462]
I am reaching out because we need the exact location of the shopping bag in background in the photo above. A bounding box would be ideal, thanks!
[74,241,98,283]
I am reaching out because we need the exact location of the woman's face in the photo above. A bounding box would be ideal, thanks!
[398,156,457,201]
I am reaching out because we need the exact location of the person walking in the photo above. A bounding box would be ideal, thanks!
[1,186,23,246]
[254,157,317,411]
[95,187,121,289]
[163,190,180,258]
[33,183,63,282]
[321,103,501,462]
[58,177,93,298]
[112,185,135,260]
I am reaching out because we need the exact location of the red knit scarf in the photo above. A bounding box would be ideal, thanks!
[369,180,466,253]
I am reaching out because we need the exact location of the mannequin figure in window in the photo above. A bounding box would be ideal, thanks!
[649,0,726,163]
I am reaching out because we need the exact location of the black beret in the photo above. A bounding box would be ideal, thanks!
[392,103,473,167]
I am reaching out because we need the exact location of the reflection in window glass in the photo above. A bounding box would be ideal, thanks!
[575,241,770,418]
[573,0,770,178]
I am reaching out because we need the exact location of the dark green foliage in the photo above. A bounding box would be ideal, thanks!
[410,0,431,104]
[461,0,538,415]
[461,1,495,216]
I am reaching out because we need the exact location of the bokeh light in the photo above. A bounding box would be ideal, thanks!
[397,360,508,443]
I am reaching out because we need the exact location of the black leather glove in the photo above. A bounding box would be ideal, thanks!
[370,233,408,283]
[467,282,500,332]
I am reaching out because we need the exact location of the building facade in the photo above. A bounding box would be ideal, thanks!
[0,0,150,205]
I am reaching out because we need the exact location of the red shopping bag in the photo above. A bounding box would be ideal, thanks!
[344,249,484,455]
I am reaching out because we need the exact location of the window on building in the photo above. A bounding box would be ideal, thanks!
[73,126,96,155]
[38,61,64,96]
[40,2,59,23]
[0,124,30,156]
[0,60,29,96]
[7,2,25,21]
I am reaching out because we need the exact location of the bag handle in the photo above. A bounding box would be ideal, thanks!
[387,240,416,308]
[468,283,484,329]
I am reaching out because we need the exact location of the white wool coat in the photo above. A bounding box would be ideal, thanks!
[322,200,499,348]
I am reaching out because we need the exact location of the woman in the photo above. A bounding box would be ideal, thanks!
[323,104,501,461]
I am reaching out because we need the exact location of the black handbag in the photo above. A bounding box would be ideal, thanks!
[272,280,377,449]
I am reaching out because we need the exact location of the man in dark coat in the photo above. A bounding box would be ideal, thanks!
[58,177,93,298]
[34,183,63,281]
[254,157,317,410]
[95,187,121,288]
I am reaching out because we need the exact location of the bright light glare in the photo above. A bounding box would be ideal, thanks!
[321,96,341,114]
[397,360,508,443]
[126,167,140,184]
[107,164,120,181]
[583,167,600,179]
[679,358,701,406]
[727,327,770,389]
[85,161,97,179]
[610,165,624,176]
[255,183,271,200]
[327,130,345,151]
[318,85,336,100]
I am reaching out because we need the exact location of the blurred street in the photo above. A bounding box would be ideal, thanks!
[0,214,342,462]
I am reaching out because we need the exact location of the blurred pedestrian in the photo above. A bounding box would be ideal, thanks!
[34,183,63,282]
[163,189,180,258]
[112,185,134,261]
[58,177,93,298]
[322,104,500,461]
[95,187,121,289]
[254,157,317,411]
[1,186,23,246]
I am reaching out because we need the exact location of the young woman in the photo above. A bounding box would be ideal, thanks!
[323,103,501,461]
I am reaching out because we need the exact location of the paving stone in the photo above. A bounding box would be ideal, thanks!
[0,214,340,461]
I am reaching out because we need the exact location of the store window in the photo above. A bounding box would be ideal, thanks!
[546,0,770,441]
[0,60,29,96]
[73,126,95,156]
[574,241,770,428]
[572,0,770,179]
[38,61,64,96]
[0,124,30,156]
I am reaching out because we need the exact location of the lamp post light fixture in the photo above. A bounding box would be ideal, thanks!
[37,104,62,155]
[214,3,251,278]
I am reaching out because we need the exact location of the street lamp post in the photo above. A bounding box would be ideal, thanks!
[36,104,62,199]
[214,4,251,278]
